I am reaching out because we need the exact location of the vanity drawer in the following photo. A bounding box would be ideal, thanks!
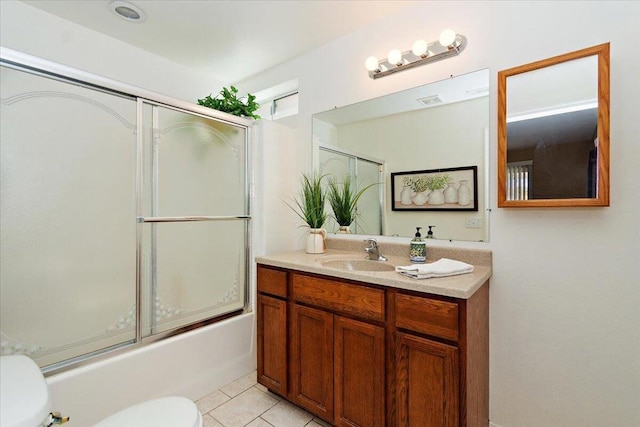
[395,293,459,342]
[291,273,385,322]
[257,265,288,298]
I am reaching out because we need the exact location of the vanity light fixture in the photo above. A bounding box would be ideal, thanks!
[109,1,146,23]
[365,29,467,79]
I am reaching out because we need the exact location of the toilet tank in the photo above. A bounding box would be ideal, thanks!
[0,355,52,427]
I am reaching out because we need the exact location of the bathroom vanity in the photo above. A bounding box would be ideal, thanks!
[255,240,491,427]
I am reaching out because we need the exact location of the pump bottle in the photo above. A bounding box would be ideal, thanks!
[410,227,426,263]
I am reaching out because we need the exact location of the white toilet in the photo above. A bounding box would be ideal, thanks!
[0,355,203,427]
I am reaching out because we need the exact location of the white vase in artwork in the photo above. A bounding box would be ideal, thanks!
[306,228,327,254]
[412,190,429,206]
[444,182,458,204]
[458,180,471,206]
[400,186,413,205]
[428,189,445,205]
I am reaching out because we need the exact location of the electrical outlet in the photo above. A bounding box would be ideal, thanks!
[465,217,482,228]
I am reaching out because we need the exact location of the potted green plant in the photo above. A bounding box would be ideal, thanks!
[197,86,261,119]
[287,172,328,253]
[327,176,376,233]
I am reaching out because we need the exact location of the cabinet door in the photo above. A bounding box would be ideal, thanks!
[334,316,385,427]
[290,304,334,421]
[257,294,287,396]
[396,332,459,427]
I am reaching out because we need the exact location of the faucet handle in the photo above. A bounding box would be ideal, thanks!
[364,238,377,247]
[47,412,70,425]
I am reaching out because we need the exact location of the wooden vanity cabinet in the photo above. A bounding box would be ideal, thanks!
[394,293,461,427]
[256,266,288,396]
[290,303,334,420]
[290,272,386,426]
[256,264,489,427]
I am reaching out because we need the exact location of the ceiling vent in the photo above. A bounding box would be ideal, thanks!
[417,95,444,107]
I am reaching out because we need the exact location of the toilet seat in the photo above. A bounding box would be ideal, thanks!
[93,396,202,427]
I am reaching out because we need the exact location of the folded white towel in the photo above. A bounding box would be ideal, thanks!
[395,258,474,279]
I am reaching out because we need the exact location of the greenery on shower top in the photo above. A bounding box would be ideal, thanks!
[197,86,261,119]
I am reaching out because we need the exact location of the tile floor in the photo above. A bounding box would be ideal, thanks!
[196,371,331,427]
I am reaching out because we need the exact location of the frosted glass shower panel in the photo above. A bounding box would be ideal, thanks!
[356,159,383,235]
[318,148,383,234]
[145,105,248,217]
[0,66,137,367]
[141,220,247,336]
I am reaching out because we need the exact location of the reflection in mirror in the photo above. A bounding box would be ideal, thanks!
[318,145,384,235]
[313,69,490,242]
[498,43,609,207]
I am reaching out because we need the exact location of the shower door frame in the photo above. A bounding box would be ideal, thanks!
[0,47,254,375]
[316,143,385,235]
[136,99,252,340]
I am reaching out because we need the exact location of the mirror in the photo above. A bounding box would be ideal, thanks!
[498,43,610,207]
[313,69,490,242]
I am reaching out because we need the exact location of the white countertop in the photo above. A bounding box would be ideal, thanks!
[255,248,492,299]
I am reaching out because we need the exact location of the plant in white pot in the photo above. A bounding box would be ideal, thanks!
[287,172,328,253]
[327,176,376,234]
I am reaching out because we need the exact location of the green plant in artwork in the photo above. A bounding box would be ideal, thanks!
[403,174,453,192]
[197,86,261,119]
[425,174,453,191]
[403,175,429,193]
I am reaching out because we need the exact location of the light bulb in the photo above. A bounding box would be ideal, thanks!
[439,29,457,47]
[387,49,402,66]
[412,40,428,57]
[365,56,380,72]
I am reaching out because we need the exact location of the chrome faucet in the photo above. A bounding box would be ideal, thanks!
[364,238,387,261]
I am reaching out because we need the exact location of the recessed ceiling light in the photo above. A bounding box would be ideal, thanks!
[109,1,146,23]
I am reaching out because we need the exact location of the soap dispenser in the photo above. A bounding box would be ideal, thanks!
[426,225,435,239]
[410,227,426,263]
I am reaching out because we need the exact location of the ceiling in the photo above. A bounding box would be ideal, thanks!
[20,0,418,83]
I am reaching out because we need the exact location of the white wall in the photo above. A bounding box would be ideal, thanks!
[239,1,640,426]
[1,2,256,425]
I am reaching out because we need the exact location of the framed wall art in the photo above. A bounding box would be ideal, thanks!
[391,166,478,211]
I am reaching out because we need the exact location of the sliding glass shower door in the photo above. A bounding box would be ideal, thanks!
[139,103,248,337]
[0,65,139,367]
[0,62,249,370]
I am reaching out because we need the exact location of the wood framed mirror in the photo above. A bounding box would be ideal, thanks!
[498,43,609,207]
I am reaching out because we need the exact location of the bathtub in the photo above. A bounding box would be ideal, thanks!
[45,312,256,426]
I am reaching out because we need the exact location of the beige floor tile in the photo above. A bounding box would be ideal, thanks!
[202,413,224,427]
[209,387,278,427]
[253,384,282,401]
[304,422,325,427]
[220,370,258,398]
[245,417,275,427]
[309,418,332,427]
[197,390,231,414]
[261,400,314,427]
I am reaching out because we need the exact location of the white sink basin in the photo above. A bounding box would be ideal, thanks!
[319,259,396,272]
